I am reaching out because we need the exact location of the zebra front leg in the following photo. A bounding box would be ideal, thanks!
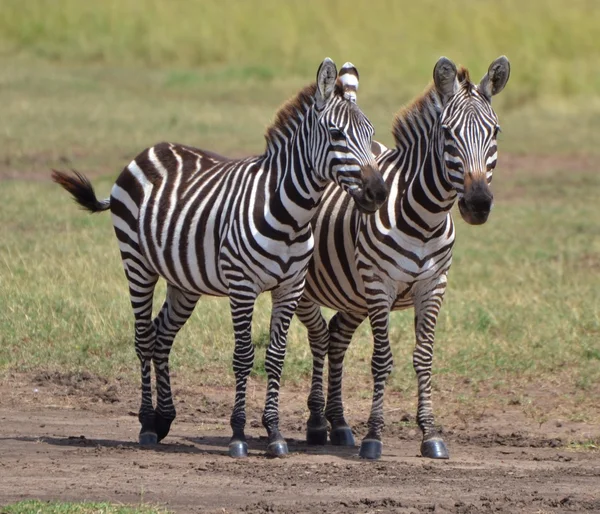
[359,295,395,460]
[325,311,366,447]
[152,285,200,442]
[413,281,449,459]
[261,284,303,457]
[228,291,257,458]
[295,298,329,445]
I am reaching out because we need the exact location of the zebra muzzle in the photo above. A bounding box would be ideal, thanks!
[351,169,388,214]
[458,180,494,225]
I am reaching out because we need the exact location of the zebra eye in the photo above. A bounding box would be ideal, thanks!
[328,127,346,140]
[493,125,502,137]
[441,125,453,138]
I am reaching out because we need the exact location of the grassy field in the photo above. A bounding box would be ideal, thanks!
[3,155,599,404]
[2,0,600,175]
[0,501,168,514]
[1,1,599,427]
[1,0,599,96]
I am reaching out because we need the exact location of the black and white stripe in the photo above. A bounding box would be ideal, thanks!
[52,58,387,458]
[297,56,510,459]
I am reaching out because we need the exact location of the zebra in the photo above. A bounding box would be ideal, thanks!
[296,56,510,460]
[51,58,387,459]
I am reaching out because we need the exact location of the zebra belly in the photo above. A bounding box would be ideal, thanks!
[220,235,315,293]
[303,264,369,314]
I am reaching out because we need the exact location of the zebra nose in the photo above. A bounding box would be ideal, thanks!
[362,173,388,207]
[465,182,493,212]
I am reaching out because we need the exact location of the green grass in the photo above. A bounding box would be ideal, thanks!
[0,501,167,514]
[2,54,600,182]
[2,0,600,175]
[2,162,600,396]
[1,0,599,422]
[567,439,600,452]
[1,0,599,100]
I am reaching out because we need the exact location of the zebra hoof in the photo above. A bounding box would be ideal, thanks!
[267,440,289,458]
[330,426,355,446]
[139,432,158,446]
[421,438,449,459]
[306,425,328,446]
[359,438,383,460]
[155,414,174,443]
[228,440,249,458]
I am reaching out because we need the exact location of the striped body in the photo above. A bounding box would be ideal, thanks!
[297,56,510,459]
[304,153,455,315]
[113,145,320,298]
[53,58,386,457]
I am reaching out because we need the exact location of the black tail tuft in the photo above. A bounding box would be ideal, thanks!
[51,169,110,213]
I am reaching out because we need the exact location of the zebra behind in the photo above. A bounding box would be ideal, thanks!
[297,56,510,459]
[52,58,387,458]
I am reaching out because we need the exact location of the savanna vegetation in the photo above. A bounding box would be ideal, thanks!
[1,0,599,437]
[0,500,168,514]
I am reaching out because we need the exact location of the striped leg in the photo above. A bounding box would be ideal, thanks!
[413,278,449,459]
[325,311,366,446]
[123,264,160,446]
[359,296,395,460]
[296,298,330,445]
[152,285,200,442]
[261,283,304,457]
[228,290,258,458]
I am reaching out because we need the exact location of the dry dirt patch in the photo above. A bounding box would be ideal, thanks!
[1,373,599,513]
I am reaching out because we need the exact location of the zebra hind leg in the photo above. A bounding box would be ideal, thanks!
[295,298,329,445]
[152,285,201,442]
[123,267,160,445]
[360,302,395,460]
[325,311,366,447]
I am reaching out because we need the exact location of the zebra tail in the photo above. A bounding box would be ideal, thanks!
[51,169,110,213]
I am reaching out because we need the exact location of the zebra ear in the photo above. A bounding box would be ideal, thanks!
[479,56,510,100]
[316,57,338,108]
[433,57,459,101]
[338,62,359,103]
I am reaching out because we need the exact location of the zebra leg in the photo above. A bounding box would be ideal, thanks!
[359,296,395,460]
[152,284,200,442]
[261,284,303,457]
[325,311,366,447]
[228,291,257,458]
[295,298,329,445]
[414,280,449,459]
[124,266,160,446]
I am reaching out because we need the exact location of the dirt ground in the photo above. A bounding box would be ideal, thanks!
[0,372,599,514]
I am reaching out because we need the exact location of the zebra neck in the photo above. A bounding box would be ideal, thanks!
[399,151,456,233]
[262,132,326,233]
[390,88,456,234]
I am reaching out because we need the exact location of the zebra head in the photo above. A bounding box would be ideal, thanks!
[311,58,387,214]
[434,56,511,225]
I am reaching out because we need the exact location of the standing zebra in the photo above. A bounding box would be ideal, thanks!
[52,58,387,458]
[297,56,510,459]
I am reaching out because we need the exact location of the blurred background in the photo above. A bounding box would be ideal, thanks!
[1,0,599,424]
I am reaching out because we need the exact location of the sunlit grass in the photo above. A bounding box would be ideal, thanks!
[1,0,599,425]
[0,500,168,514]
[1,0,599,100]
[2,165,599,399]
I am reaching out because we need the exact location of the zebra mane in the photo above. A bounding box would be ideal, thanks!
[264,82,346,146]
[391,66,471,147]
[265,83,317,144]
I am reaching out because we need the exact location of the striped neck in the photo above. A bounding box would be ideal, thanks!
[261,103,327,234]
[389,85,456,234]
